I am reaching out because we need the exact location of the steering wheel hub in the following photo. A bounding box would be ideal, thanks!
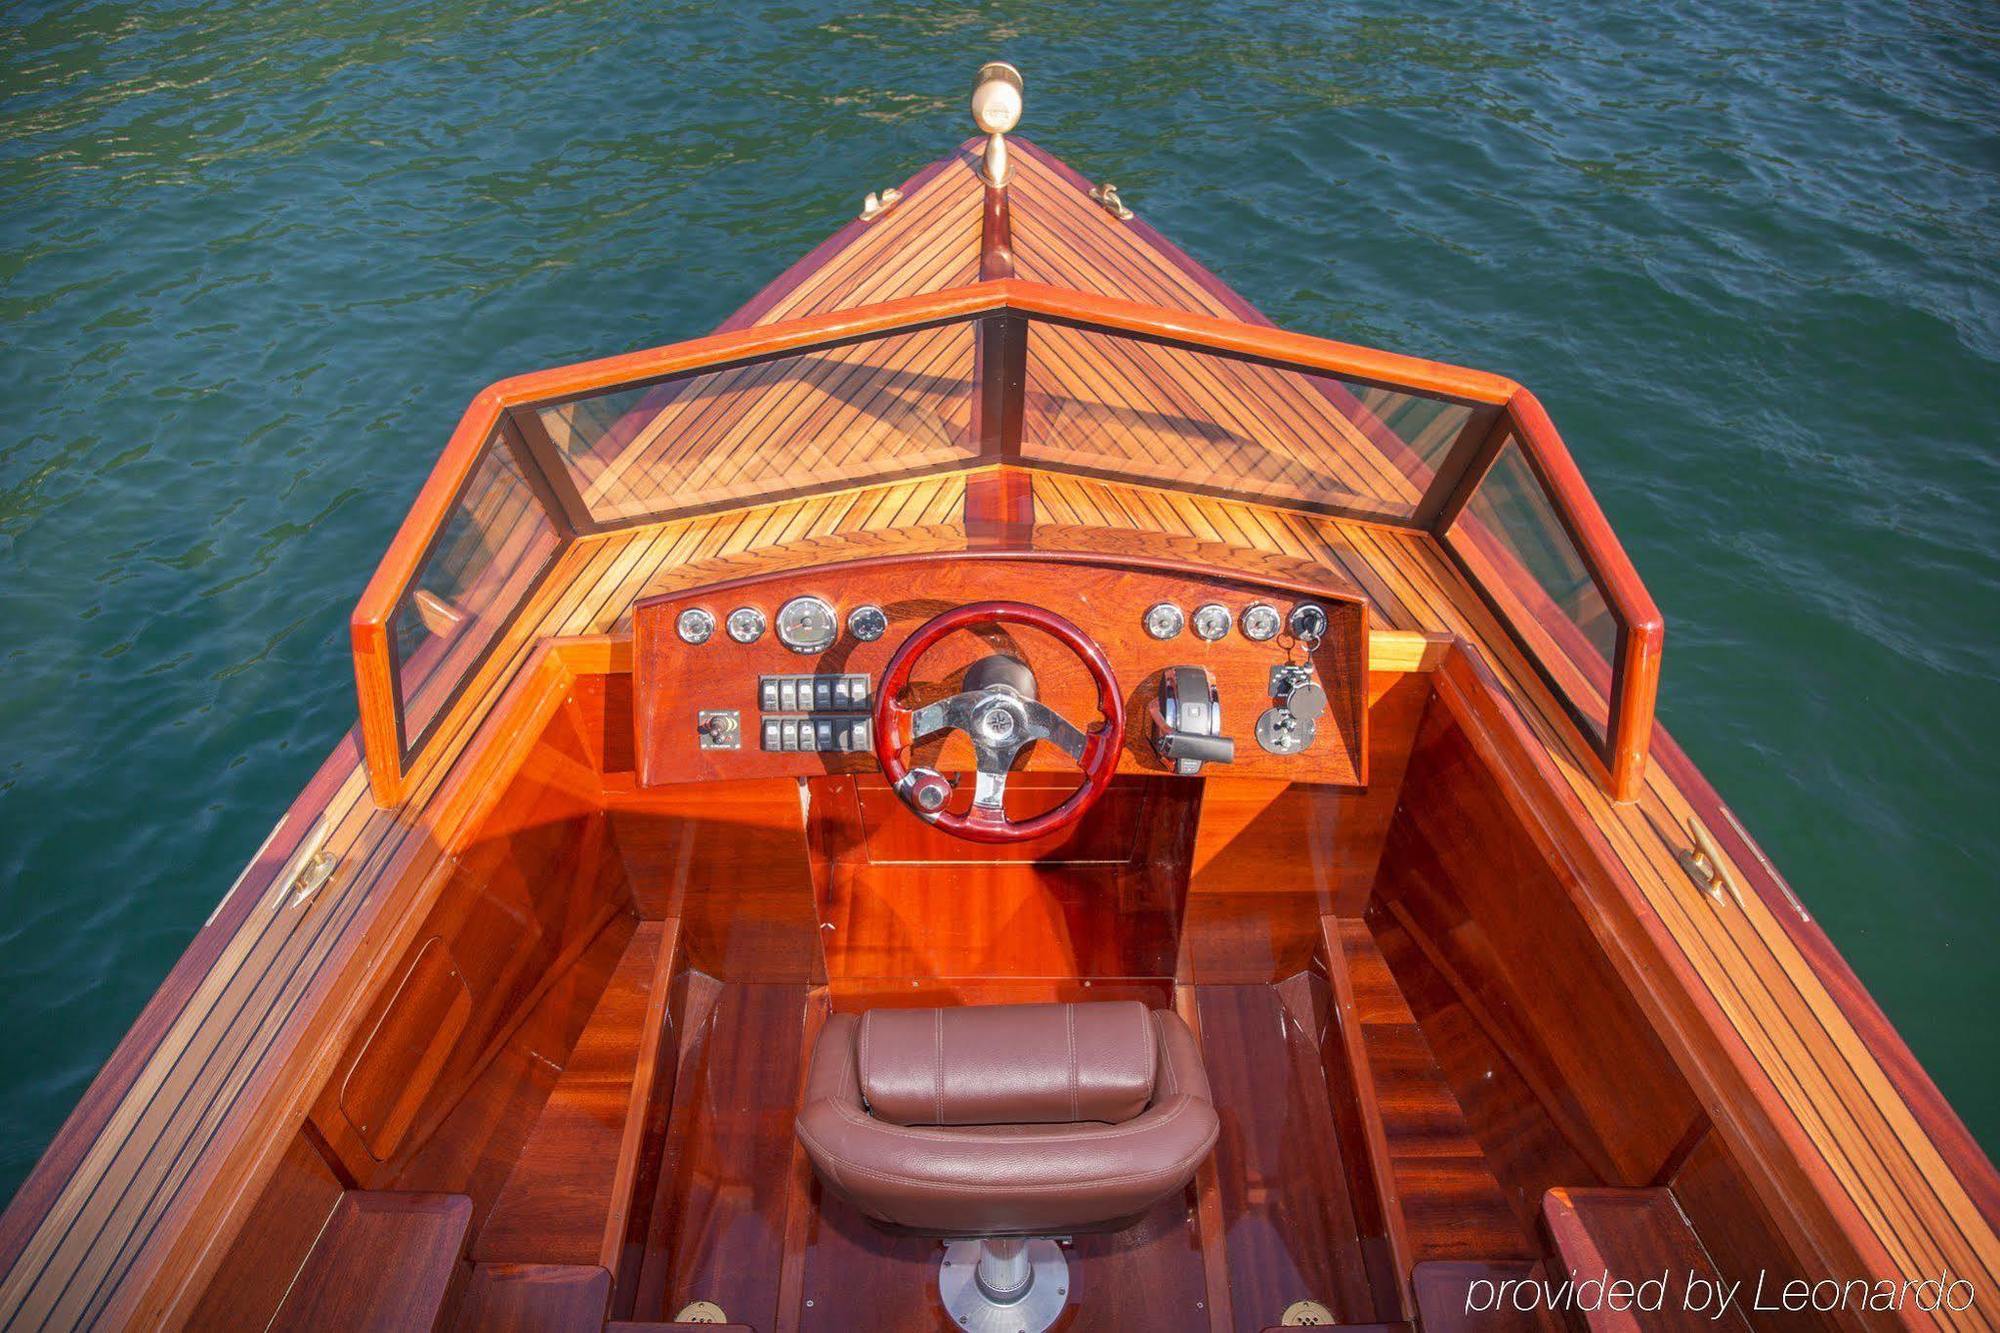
[976,703,1020,743]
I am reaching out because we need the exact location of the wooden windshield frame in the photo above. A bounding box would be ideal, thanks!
[353,279,1662,806]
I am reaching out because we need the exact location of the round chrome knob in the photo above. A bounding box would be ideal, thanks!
[905,768,953,813]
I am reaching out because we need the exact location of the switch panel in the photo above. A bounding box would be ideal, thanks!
[760,715,874,753]
[759,674,870,712]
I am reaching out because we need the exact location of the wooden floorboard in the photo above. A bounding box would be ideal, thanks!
[1195,983,1377,1329]
[632,981,806,1327]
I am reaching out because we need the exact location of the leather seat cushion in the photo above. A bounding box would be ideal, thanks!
[858,1000,1156,1126]
[797,1003,1219,1236]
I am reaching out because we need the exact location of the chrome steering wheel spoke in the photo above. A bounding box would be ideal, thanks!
[906,688,1093,815]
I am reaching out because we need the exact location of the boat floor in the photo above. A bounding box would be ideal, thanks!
[437,924,1543,1329]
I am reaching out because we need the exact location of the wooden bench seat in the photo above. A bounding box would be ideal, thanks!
[1326,919,1536,1268]
[1540,1187,1748,1331]
[474,919,679,1282]
[270,1191,471,1332]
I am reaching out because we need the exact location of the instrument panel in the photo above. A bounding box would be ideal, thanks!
[631,554,1369,789]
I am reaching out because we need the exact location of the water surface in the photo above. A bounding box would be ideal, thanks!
[3,0,1997,1196]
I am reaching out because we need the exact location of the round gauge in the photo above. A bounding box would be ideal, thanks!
[676,607,716,645]
[1143,602,1185,641]
[726,606,766,644]
[1289,603,1329,642]
[1240,602,1283,642]
[1191,603,1232,642]
[847,604,889,642]
[776,595,839,655]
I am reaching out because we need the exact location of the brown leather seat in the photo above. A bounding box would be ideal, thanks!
[796,1001,1218,1236]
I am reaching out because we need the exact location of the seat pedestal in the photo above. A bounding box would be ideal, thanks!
[939,1238,1068,1333]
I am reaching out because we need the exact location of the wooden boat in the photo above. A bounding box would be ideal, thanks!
[4,64,1995,1332]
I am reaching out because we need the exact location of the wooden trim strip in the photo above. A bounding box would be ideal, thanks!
[1487,390,1663,801]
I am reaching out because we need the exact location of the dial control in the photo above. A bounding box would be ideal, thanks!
[848,604,888,642]
[1191,603,1232,642]
[1143,602,1185,640]
[726,606,766,644]
[1240,602,1282,642]
[696,710,741,749]
[775,595,839,654]
[677,608,716,645]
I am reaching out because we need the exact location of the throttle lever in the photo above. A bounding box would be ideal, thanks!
[1157,730,1237,767]
[1151,666,1236,776]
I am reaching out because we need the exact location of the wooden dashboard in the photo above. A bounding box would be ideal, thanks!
[631,551,1369,790]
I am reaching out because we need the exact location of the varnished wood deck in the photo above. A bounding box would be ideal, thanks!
[2,136,1994,1330]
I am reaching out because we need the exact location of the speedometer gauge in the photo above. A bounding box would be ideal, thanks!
[775,595,839,654]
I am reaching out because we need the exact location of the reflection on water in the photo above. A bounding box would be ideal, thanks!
[2,0,1998,1195]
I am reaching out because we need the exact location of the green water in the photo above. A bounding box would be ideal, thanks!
[2,1,1996,1199]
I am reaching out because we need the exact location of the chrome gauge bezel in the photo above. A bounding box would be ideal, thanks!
[775,594,840,654]
[726,606,766,644]
[1190,603,1232,642]
[676,608,716,644]
[847,604,889,642]
[1143,602,1185,640]
[1240,602,1282,643]
[677,607,716,645]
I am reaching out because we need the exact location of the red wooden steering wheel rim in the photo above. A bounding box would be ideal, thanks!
[872,600,1125,843]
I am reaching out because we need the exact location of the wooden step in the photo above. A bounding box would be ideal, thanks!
[1541,1187,1749,1331]
[270,1191,471,1332]
[453,1263,609,1330]
[476,919,679,1281]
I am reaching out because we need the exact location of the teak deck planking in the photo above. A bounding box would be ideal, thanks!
[1,135,1994,1331]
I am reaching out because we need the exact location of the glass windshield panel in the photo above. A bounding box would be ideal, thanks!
[392,436,560,756]
[532,323,978,525]
[1446,436,1616,741]
[1020,322,1479,519]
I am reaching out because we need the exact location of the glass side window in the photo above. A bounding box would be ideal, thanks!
[390,436,560,757]
[1446,436,1617,742]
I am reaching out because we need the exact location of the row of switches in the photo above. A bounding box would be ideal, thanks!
[762,716,872,753]
[759,674,870,712]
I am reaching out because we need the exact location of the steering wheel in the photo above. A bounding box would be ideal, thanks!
[872,601,1126,843]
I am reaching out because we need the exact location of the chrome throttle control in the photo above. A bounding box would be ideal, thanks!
[1151,667,1236,775]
